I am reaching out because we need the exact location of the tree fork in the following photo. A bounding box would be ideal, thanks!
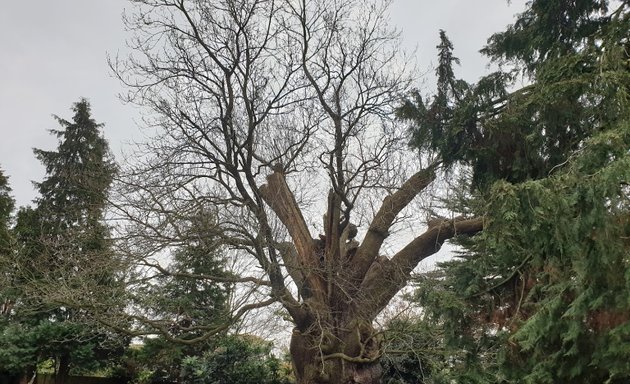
[259,171,327,305]
[359,217,484,318]
[352,165,437,283]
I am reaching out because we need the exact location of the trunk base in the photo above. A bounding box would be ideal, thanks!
[289,323,382,384]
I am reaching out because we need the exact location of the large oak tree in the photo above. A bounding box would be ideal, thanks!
[112,1,482,382]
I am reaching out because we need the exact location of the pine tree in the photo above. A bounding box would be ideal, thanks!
[399,30,472,164]
[34,99,114,248]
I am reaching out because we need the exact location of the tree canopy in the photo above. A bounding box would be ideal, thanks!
[108,0,483,382]
[401,1,630,382]
[1,100,126,384]
[1,1,627,383]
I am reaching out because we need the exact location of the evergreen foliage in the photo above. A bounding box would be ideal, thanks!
[401,0,628,188]
[180,335,292,384]
[145,214,231,335]
[1,99,126,382]
[0,167,13,258]
[33,98,115,248]
[0,167,15,311]
[403,1,630,382]
[129,213,232,382]
[0,168,21,380]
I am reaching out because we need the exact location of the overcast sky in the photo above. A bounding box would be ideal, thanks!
[0,0,527,208]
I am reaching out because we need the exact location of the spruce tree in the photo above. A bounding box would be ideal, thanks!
[34,99,114,248]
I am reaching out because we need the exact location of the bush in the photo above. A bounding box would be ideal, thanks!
[180,335,292,384]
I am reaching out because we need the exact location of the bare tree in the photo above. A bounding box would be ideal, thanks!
[111,0,482,382]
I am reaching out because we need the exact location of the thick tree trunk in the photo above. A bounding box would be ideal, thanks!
[54,354,70,384]
[290,318,382,384]
[17,365,36,384]
[260,170,483,383]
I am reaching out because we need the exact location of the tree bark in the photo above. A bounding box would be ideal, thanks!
[352,166,437,282]
[290,319,383,384]
[359,217,484,318]
[259,169,485,383]
[54,353,70,384]
[259,172,327,305]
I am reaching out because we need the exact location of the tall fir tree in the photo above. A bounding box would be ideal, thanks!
[9,99,125,384]
[34,99,115,249]
[401,1,630,382]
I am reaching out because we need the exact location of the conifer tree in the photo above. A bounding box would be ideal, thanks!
[34,99,114,247]
[401,1,630,382]
[0,167,15,316]
[0,170,38,384]
[0,168,14,315]
[131,211,232,382]
[0,167,13,260]
[10,99,125,384]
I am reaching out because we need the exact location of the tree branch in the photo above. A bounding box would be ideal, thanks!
[259,171,327,304]
[259,171,315,264]
[358,217,484,318]
[352,165,437,281]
